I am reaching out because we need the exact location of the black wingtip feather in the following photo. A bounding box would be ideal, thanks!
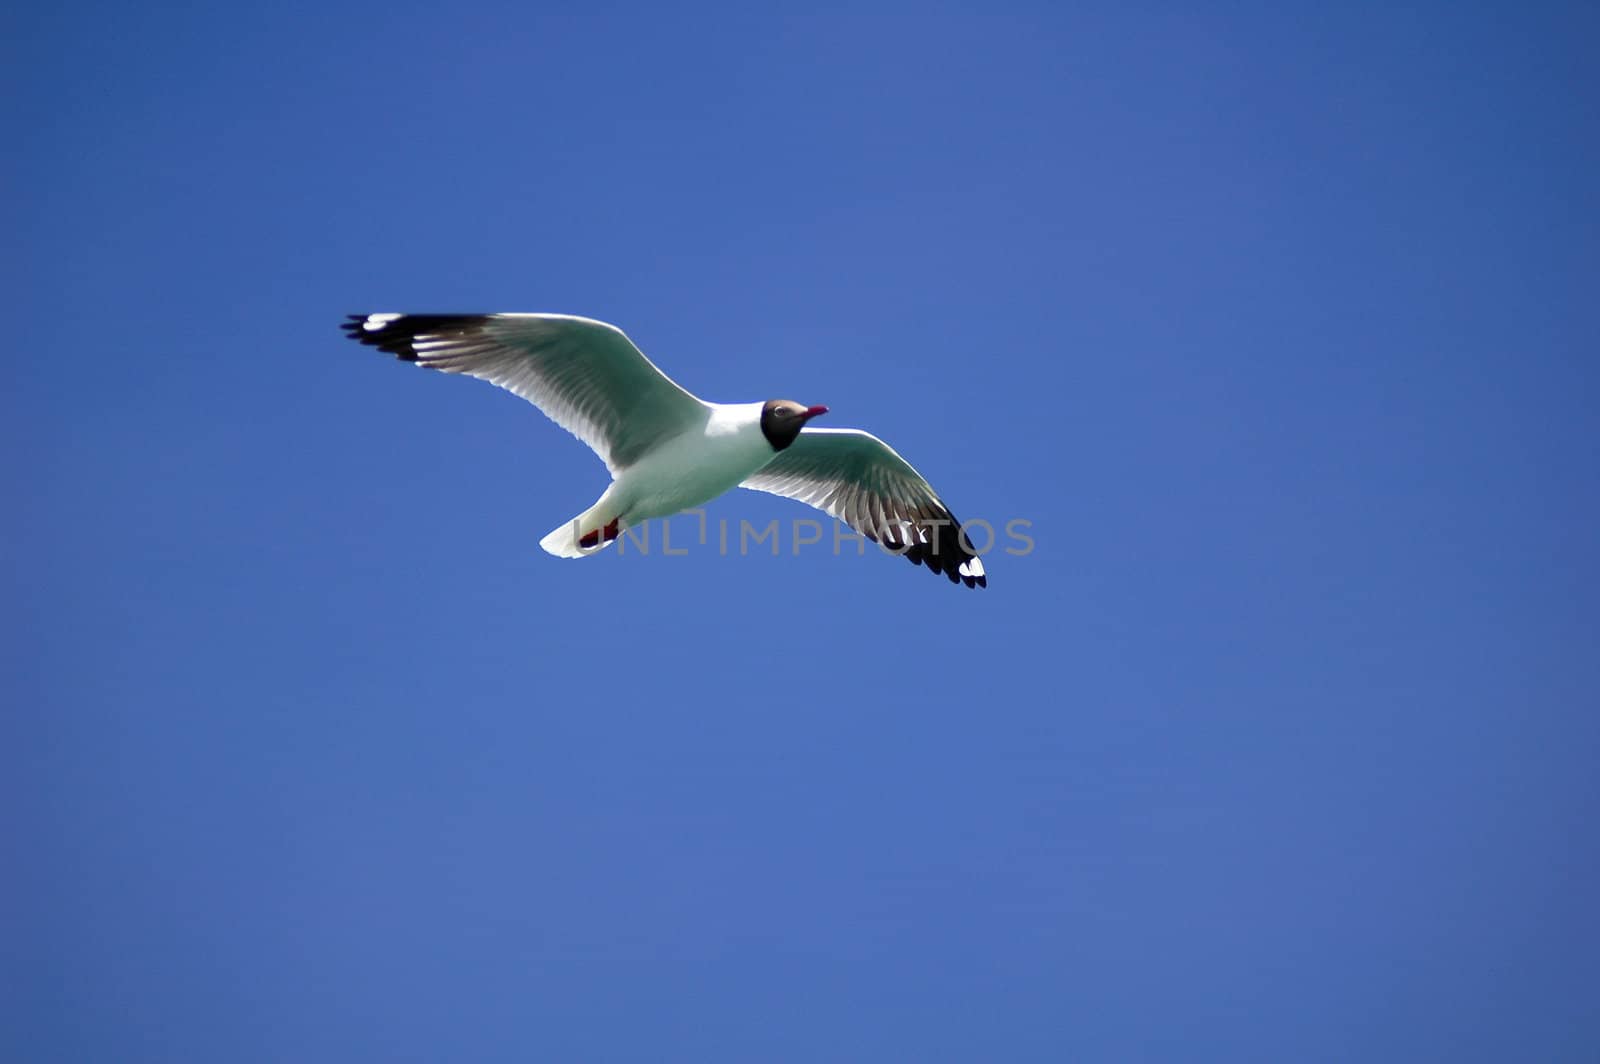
[339,313,495,362]
[884,510,986,589]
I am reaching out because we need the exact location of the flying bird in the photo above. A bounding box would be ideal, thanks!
[341,313,987,588]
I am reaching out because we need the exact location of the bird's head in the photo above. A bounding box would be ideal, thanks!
[759,399,829,451]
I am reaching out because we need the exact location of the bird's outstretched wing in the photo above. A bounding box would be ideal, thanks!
[342,313,708,473]
[741,427,987,588]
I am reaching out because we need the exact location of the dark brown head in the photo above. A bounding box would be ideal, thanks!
[759,399,829,451]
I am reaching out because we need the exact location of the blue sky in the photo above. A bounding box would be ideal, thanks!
[6,3,1597,1060]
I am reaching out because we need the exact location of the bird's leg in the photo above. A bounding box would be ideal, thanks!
[577,518,622,550]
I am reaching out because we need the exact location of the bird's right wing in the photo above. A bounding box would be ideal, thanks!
[741,427,987,588]
[342,313,709,473]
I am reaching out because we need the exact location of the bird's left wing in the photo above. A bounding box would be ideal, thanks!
[741,427,987,588]
[342,313,708,474]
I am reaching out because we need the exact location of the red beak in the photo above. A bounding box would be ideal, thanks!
[803,405,830,419]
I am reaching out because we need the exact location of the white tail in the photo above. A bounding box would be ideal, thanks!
[539,496,621,558]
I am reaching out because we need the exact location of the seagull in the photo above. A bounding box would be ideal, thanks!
[341,313,987,588]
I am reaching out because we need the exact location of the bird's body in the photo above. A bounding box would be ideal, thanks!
[342,312,987,587]
[541,402,773,557]
[623,402,774,521]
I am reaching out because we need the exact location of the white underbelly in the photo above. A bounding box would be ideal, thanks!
[615,428,775,522]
